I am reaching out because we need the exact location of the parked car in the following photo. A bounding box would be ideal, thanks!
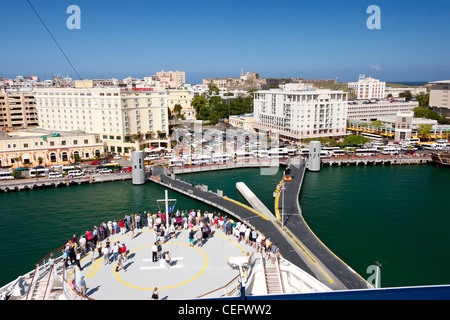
[114,155,121,160]
[89,161,99,165]
[121,166,132,173]
[99,168,111,174]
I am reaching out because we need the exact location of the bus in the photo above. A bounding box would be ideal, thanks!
[234,151,253,161]
[169,158,186,167]
[419,142,443,151]
[212,154,231,163]
[354,149,378,156]
[268,148,289,159]
[105,163,121,171]
[299,148,309,156]
[62,165,76,174]
[191,155,212,165]
[286,148,298,156]
[361,132,383,141]
[404,138,420,145]
[380,147,399,155]
[251,150,269,159]
[331,149,346,156]
[0,171,14,180]
[320,150,332,158]
[29,168,49,177]
[144,155,159,165]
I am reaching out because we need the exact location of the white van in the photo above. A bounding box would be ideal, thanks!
[49,172,63,179]
[68,170,84,177]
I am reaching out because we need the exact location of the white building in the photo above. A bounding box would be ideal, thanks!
[33,87,170,155]
[347,100,419,121]
[384,86,427,98]
[348,75,386,100]
[253,83,348,142]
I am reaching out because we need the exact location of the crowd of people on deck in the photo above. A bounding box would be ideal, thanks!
[60,208,279,298]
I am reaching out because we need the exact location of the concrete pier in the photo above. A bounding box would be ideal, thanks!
[0,172,132,193]
[321,155,431,167]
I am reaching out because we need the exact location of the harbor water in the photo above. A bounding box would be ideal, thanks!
[1,164,449,289]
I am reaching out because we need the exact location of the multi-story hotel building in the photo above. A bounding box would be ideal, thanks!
[348,75,386,100]
[0,89,38,129]
[33,86,170,156]
[0,129,106,168]
[429,80,450,117]
[253,83,348,142]
[347,100,419,121]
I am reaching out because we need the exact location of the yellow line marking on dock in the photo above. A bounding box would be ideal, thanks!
[222,196,270,220]
[274,190,334,283]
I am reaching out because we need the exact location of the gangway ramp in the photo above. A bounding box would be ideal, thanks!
[236,182,276,221]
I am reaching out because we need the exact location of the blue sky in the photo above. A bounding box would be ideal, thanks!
[1,0,449,83]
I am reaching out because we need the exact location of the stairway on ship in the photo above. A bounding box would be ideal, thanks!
[263,256,284,295]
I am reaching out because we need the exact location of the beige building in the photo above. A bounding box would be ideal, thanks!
[0,90,38,129]
[229,114,254,131]
[0,129,106,168]
[167,89,195,120]
[33,87,170,155]
[429,80,450,117]
[155,70,185,88]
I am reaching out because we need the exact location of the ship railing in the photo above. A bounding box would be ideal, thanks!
[26,247,66,300]
[25,265,39,300]
[196,274,241,299]
[275,254,285,294]
[260,251,269,294]
[61,264,94,300]
[42,263,58,300]
[197,252,256,299]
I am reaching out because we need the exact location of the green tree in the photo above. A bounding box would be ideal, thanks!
[173,104,182,114]
[413,106,440,120]
[399,90,412,101]
[370,120,385,128]
[415,92,429,107]
[208,83,220,95]
[191,95,207,114]
[418,124,432,137]
[11,170,22,180]
[342,135,370,146]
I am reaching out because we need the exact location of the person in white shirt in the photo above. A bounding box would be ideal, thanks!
[112,242,119,261]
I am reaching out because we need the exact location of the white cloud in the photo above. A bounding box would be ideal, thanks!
[370,64,381,71]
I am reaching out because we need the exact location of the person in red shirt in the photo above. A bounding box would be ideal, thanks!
[120,243,127,261]
[119,220,125,235]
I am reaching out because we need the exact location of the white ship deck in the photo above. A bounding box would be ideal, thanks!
[70,226,255,300]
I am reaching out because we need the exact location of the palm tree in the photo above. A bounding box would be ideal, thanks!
[12,156,22,168]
